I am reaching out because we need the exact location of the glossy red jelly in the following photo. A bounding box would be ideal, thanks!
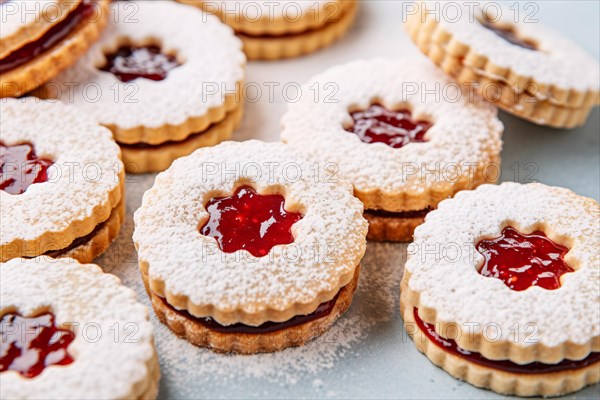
[413,308,600,374]
[0,313,75,378]
[480,20,537,51]
[476,227,573,291]
[161,291,340,334]
[0,0,95,74]
[1,142,54,195]
[100,45,180,82]
[200,186,303,257]
[346,105,431,149]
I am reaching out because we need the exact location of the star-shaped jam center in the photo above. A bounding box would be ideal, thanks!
[346,104,432,149]
[476,227,573,291]
[1,142,54,195]
[0,313,75,378]
[200,186,304,257]
[100,45,180,82]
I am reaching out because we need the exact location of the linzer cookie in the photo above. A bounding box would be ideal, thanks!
[178,0,357,60]
[405,1,600,128]
[401,182,600,397]
[281,59,503,242]
[0,257,159,399]
[0,0,109,98]
[42,0,246,173]
[133,140,367,353]
[0,98,124,262]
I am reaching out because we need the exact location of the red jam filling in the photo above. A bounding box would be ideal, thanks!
[0,313,75,378]
[0,142,54,195]
[413,308,600,374]
[346,105,431,149]
[200,186,303,257]
[480,20,537,51]
[0,0,96,74]
[100,45,180,82]
[160,291,340,334]
[365,207,431,219]
[476,227,573,291]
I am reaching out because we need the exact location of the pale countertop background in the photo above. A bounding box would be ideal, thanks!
[96,1,600,399]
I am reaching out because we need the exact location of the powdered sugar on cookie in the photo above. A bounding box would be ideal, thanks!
[0,257,157,399]
[133,140,368,326]
[406,183,599,352]
[281,58,503,210]
[48,0,245,131]
[0,98,122,246]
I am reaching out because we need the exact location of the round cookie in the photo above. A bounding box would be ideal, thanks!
[0,257,159,399]
[178,0,357,60]
[133,140,368,353]
[0,98,124,262]
[405,1,599,128]
[41,0,246,173]
[401,182,600,397]
[0,0,110,98]
[281,58,503,242]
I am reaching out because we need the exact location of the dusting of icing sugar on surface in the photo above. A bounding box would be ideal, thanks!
[97,175,403,396]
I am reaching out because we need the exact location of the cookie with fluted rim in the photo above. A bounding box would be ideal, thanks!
[0,257,159,399]
[133,140,368,353]
[401,182,600,397]
[178,0,357,60]
[281,58,503,242]
[1,98,124,262]
[0,0,110,98]
[41,0,246,173]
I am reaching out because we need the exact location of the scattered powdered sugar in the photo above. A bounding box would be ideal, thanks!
[97,174,402,395]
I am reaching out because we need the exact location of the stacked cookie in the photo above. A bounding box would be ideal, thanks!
[405,1,600,128]
[179,0,358,60]
[0,0,109,97]
[0,98,124,263]
[43,1,246,173]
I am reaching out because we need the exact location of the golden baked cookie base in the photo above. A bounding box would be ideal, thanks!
[144,266,360,354]
[134,350,160,400]
[105,84,243,145]
[0,0,109,98]
[1,170,124,262]
[177,0,350,36]
[121,104,243,173]
[354,154,500,213]
[364,212,427,242]
[240,0,357,60]
[400,294,600,397]
[400,271,600,365]
[0,0,82,59]
[404,14,600,109]
[415,40,595,128]
[51,198,125,264]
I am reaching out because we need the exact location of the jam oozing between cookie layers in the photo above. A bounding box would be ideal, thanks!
[346,105,431,149]
[100,45,181,82]
[413,308,600,374]
[365,208,432,219]
[0,0,96,74]
[479,20,537,51]
[159,290,340,334]
[476,227,573,291]
[200,186,303,257]
[0,313,75,378]
[1,142,53,195]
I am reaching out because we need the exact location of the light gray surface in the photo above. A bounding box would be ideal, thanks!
[97,1,600,399]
